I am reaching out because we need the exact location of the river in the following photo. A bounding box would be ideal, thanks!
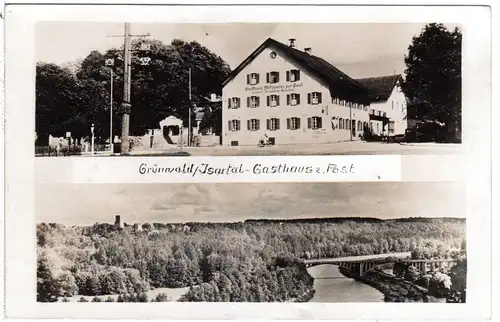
[307,264,384,302]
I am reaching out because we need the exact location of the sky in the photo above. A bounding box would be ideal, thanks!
[35,22,445,78]
[36,182,465,226]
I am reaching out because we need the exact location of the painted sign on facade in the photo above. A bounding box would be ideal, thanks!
[245,82,304,94]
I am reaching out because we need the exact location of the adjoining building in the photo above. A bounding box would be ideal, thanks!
[221,38,408,146]
[356,75,407,136]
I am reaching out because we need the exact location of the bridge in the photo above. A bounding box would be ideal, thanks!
[304,255,459,277]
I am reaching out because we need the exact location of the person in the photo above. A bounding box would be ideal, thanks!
[263,134,269,145]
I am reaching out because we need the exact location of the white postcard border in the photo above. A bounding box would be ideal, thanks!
[4,4,492,320]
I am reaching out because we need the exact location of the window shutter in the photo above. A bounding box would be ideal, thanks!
[308,93,312,104]
[256,74,260,84]
[247,74,250,85]
[227,98,231,109]
[266,73,270,83]
[247,119,251,130]
[287,94,291,106]
[318,93,322,104]
[276,119,280,130]
[297,94,300,105]
[286,71,290,82]
[319,117,323,129]
[276,72,279,83]
[297,118,301,129]
[247,97,250,108]
[276,95,280,106]
[307,117,312,129]
[266,119,270,130]
[267,96,270,106]
[256,97,260,107]
[297,71,300,81]
[228,120,232,131]
[257,119,260,130]
[287,118,291,129]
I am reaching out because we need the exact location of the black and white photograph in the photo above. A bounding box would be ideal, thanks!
[4,4,492,321]
[35,22,462,157]
[36,182,466,304]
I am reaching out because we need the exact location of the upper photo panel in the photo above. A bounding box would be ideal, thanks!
[35,23,462,157]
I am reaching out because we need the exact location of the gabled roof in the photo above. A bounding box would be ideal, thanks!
[222,38,374,104]
[355,75,402,103]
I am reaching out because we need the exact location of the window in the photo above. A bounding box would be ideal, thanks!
[287,117,301,130]
[308,92,323,105]
[227,97,240,109]
[287,93,300,106]
[267,95,280,107]
[267,118,280,131]
[286,69,300,82]
[266,71,280,84]
[388,121,395,134]
[228,119,240,131]
[246,73,260,85]
[339,118,343,129]
[247,119,260,131]
[247,96,260,108]
[308,116,323,130]
[331,117,337,129]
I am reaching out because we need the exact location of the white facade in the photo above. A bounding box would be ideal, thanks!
[369,81,408,136]
[222,47,370,146]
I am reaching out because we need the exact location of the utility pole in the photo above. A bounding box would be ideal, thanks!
[188,67,192,147]
[108,24,150,155]
[110,68,114,152]
[119,22,132,155]
[349,103,353,141]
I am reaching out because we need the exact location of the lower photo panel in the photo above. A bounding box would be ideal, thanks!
[36,182,466,303]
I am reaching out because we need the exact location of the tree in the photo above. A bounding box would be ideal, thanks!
[36,63,79,145]
[401,23,462,142]
[36,62,112,145]
[37,252,60,302]
[74,38,231,136]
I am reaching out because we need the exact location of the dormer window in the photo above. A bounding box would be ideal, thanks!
[267,95,280,107]
[266,71,280,84]
[247,73,260,85]
[286,69,301,82]
[308,92,322,105]
[287,93,300,106]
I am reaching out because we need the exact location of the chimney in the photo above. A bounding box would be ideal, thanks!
[115,215,121,228]
[304,47,312,54]
[288,38,296,48]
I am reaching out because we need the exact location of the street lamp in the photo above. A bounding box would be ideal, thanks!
[90,123,95,156]
[105,58,115,153]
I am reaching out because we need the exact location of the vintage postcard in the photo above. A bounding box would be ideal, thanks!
[3,3,491,321]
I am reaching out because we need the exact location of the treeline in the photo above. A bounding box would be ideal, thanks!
[37,218,466,302]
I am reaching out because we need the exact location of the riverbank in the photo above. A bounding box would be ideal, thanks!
[338,267,438,302]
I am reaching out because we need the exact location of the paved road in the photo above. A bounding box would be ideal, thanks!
[130,142,463,157]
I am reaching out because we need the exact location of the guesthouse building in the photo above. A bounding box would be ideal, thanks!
[221,38,407,146]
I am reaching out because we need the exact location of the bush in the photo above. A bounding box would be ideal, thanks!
[78,297,89,302]
[155,293,169,302]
